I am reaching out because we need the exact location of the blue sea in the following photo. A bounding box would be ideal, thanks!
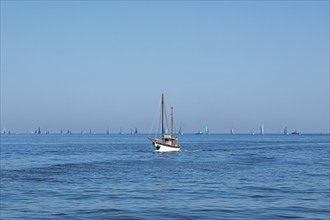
[1,134,329,219]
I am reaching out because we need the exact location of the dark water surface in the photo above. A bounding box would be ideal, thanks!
[1,134,329,219]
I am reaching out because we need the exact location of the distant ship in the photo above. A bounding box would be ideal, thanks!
[291,130,300,135]
[149,94,180,152]
[195,125,208,135]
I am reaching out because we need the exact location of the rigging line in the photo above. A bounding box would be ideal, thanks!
[163,100,170,134]
[173,119,176,135]
[157,109,161,138]
[164,105,169,134]
[172,107,176,135]
[148,99,161,137]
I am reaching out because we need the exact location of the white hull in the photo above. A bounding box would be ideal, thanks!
[153,142,180,153]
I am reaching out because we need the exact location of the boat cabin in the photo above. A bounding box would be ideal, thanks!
[162,134,178,146]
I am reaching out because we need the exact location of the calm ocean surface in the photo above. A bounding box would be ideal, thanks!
[1,134,329,219]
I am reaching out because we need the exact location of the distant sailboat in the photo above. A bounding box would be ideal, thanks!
[134,128,138,134]
[205,125,209,135]
[230,128,235,135]
[284,127,288,135]
[149,94,180,152]
[250,128,254,135]
[106,127,110,135]
[260,125,264,135]
[178,127,183,135]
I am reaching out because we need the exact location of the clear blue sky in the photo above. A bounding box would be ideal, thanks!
[1,1,329,133]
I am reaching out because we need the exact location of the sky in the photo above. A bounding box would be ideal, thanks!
[1,1,329,134]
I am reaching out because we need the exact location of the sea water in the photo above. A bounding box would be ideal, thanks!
[1,134,329,219]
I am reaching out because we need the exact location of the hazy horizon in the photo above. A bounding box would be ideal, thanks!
[1,1,329,134]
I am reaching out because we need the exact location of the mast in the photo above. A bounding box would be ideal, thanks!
[171,107,174,135]
[162,94,164,138]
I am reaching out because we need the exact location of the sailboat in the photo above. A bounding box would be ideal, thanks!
[178,127,183,135]
[284,127,288,135]
[205,125,209,135]
[149,94,180,152]
[260,125,264,135]
[230,128,235,135]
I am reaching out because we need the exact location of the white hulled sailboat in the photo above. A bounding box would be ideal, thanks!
[149,94,180,152]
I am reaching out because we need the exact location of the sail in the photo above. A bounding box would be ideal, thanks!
[260,125,264,135]
[205,125,209,135]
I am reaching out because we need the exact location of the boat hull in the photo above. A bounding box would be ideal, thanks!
[150,138,180,152]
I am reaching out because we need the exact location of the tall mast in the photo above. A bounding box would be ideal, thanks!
[171,107,174,135]
[162,94,164,138]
